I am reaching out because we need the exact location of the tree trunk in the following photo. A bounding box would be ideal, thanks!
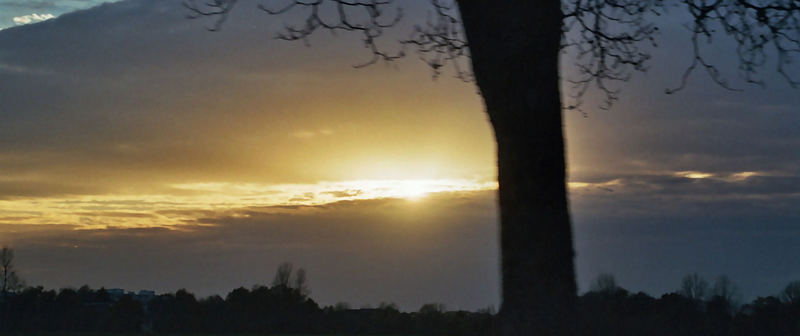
[457,1,577,335]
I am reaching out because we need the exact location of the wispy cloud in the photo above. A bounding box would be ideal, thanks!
[12,13,54,25]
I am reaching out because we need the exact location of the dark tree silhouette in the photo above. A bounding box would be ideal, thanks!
[680,273,709,302]
[590,273,620,295]
[0,247,24,295]
[419,302,447,314]
[779,280,800,304]
[3,281,800,335]
[272,262,294,288]
[271,261,309,297]
[711,275,740,306]
[183,1,800,334]
[294,267,310,297]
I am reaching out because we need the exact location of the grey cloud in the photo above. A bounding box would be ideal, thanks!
[5,187,799,311]
[5,191,501,311]
[565,170,800,298]
[0,0,490,195]
[563,13,800,183]
[570,172,800,221]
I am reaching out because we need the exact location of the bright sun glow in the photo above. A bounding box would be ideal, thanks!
[392,182,431,200]
[676,171,714,179]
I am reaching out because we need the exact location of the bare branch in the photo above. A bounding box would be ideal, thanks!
[255,0,406,68]
[183,0,239,31]
[184,0,471,79]
[669,0,800,93]
[184,0,799,108]
[400,0,471,81]
[562,0,662,110]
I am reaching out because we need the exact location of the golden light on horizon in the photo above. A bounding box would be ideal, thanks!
[0,178,499,230]
[0,175,651,231]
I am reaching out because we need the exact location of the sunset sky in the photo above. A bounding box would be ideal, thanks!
[1,0,798,311]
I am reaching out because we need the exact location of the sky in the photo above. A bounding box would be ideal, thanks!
[0,0,798,311]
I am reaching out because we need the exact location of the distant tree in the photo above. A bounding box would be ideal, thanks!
[333,301,351,311]
[419,302,447,314]
[711,275,740,305]
[294,267,309,297]
[706,275,741,317]
[0,246,24,294]
[378,301,400,312]
[680,273,708,301]
[590,273,619,295]
[184,1,800,334]
[272,262,293,287]
[477,305,496,315]
[271,261,310,297]
[779,280,800,305]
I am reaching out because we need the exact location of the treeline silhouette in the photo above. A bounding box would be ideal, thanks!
[579,273,800,336]
[0,284,493,335]
[1,271,799,335]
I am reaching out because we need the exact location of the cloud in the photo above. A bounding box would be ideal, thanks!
[3,0,792,200]
[5,185,800,310]
[12,13,54,25]
[0,0,492,196]
[3,191,501,311]
[569,170,800,221]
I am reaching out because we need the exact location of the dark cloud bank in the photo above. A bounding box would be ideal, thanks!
[4,183,799,310]
[4,192,501,311]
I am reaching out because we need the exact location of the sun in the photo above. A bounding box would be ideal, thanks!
[390,180,436,200]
